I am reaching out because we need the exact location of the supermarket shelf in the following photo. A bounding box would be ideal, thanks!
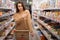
[42,8,60,12]
[0,7,12,12]
[40,15,60,23]
[0,18,14,31]
[0,13,14,18]
[37,19,60,40]
[5,18,14,26]
[33,9,41,11]
[33,17,37,19]
[0,22,15,40]
[38,25,52,40]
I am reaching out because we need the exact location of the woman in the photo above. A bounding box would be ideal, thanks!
[13,1,33,40]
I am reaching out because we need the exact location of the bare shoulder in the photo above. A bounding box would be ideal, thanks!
[25,10,30,16]
[25,10,30,13]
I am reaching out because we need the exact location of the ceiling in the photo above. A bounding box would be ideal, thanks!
[11,0,32,2]
[11,0,32,9]
[11,0,32,5]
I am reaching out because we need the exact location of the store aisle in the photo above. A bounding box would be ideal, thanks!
[0,0,60,40]
[29,30,40,40]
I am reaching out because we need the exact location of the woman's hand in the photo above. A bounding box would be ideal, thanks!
[30,30,34,37]
[22,13,28,20]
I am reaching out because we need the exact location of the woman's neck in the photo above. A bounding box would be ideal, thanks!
[19,10,24,14]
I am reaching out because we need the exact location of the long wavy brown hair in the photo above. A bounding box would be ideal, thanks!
[15,1,26,13]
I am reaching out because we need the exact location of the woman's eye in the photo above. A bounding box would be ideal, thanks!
[18,6,21,7]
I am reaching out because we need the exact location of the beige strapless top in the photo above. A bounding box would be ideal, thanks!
[13,10,33,32]
[13,13,29,30]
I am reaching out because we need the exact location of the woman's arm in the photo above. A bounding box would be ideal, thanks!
[13,13,24,22]
[26,10,33,32]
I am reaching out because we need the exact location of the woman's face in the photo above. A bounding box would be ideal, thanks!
[18,3,23,11]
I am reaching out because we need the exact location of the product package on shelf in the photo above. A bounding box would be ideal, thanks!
[57,16,60,22]
[54,12,58,20]
[45,12,50,18]
[0,17,11,30]
[0,0,2,6]
[0,21,14,37]
[0,12,9,17]
[39,12,43,17]
[0,11,2,16]
[49,0,56,8]
[52,12,60,22]
[48,22,60,36]
[58,0,60,8]
[56,12,60,22]
[33,11,37,17]
[0,0,15,13]
[32,10,39,20]
[5,33,15,40]
[50,12,54,20]
[50,12,55,20]
[55,0,60,8]
[39,0,50,10]
[6,0,15,13]
[42,12,46,17]
[0,0,5,7]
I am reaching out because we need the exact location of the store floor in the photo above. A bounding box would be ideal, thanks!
[29,32,39,40]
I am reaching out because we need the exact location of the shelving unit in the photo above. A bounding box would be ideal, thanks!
[32,0,60,40]
[0,7,12,12]
[5,33,16,40]
[0,8,15,40]
[0,0,15,40]
[36,19,60,40]
[34,19,54,40]
[0,22,15,40]
[5,18,14,26]
[0,13,14,18]
[40,8,60,23]
[42,8,60,12]
[40,15,60,23]
[38,25,52,40]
